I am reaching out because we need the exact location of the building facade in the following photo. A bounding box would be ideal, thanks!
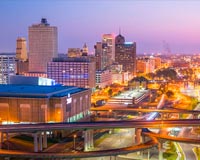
[0,84,91,123]
[136,56,157,74]
[16,60,29,75]
[102,34,115,63]
[82,43,89,56]
[115,34,136,76]
[94,42,109,70]
[16,37,28,61]
[0,53,16,84]
[9,75,55,86]
[67,48,82,58]
[28,18,58,73]
[96,70,112,88]
[47,57,96,89]
[94,34,115,70]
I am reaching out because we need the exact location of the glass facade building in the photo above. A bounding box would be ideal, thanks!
[47,57,96,89]
[0,53,16,84]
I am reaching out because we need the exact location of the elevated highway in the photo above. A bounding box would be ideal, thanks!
[91,107,200,114]
[143,131,200,144]
[0,119,200,133]
[0,125,200,159]
[0,138,158,159]
[0,94,199,159]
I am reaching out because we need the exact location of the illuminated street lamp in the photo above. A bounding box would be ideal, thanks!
[73,134,77,150]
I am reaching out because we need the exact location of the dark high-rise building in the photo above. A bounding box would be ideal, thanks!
[94,34,115,71]
[115,34,136,76]
[94,42,109,70]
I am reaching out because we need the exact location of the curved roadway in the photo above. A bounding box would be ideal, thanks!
[0,138,158,159]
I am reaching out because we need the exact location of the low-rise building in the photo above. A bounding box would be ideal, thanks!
[96,70,112,88]
[9,75,56,86]
[0,84,91,123]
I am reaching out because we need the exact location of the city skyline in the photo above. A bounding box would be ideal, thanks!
[1,0,200,54]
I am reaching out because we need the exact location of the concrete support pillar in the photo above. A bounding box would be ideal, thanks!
[84,129,94,151]
[90,130,94,148]
[34,133,38,152]
[147,149,150,160]
[135,128,142,144]
[140,150,143,159]
[131,128,135,144]
[84,130,89,151]
[89,130,91,148]
[158,142,163,160]
[6,132,9,141]
[39,133,43,151]
[0,132,2,149]
[178,113,181,119]
[43,131,47,149]
[1,132,3,143]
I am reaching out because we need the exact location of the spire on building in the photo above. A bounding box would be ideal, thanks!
[119,27,121,35]
[115,32,125,45]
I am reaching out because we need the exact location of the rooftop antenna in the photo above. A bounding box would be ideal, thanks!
[119,27,121,35]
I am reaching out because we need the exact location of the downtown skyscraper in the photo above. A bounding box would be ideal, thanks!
[28,18,58,73]
[115,33,136,76]
[102,34,115,64]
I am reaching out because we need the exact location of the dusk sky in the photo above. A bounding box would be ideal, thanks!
[1,0,200,54]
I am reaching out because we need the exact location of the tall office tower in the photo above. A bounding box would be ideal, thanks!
[0,53,16,84]
[115,34,136,76]
[28,18,58,73]
[16,37,28,61]
[94,42,102,70]
[47,57,96,89]
[94,42,109,70]
[102,34,115,63]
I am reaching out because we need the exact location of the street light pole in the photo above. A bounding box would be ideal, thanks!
[73,134,77,150]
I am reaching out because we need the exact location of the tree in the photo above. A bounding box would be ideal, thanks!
[155,68,177,80]
[166,90,174,98]
[108,89,113,97]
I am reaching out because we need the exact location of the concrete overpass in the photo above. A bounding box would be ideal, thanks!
[0,138,158,159]
[0,119,200,159]
[91,107,200,114]
[91,106,200,119]
[0,119,200,133]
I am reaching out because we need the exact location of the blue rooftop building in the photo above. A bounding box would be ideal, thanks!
[0,84,91,123]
